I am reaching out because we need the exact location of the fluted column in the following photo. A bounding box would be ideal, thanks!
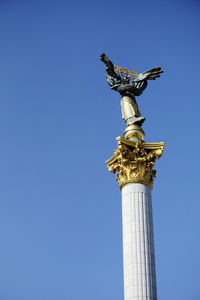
[122,183,157,300]
[106,136,165,300]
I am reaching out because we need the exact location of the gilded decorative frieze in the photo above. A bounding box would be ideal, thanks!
[106,137,165,190]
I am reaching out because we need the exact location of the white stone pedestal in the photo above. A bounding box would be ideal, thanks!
[121,183,157,300]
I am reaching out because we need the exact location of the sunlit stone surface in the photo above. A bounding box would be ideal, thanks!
[121,183,157,300]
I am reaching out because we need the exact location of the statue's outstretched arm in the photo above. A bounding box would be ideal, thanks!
[134,67,163,82]
[100,53,121,80]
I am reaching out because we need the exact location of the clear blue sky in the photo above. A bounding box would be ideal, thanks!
[0,0,199,299]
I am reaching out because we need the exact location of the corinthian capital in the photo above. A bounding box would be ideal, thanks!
[106,137,165,190]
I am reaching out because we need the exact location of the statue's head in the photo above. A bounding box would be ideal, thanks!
[114,65,139,81]
[123,76,131,83]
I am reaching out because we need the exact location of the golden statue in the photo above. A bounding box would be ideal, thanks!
[100,53,163,141]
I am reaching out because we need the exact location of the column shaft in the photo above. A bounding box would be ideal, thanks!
[121,183,157,300]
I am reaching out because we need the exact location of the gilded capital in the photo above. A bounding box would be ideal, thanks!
[106,137,165,190]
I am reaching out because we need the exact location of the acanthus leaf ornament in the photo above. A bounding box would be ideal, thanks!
[106,137,165,190]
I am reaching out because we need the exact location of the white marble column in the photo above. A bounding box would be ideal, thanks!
[121,183,157,300]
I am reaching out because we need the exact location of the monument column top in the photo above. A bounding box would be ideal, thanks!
[106,137,165,190]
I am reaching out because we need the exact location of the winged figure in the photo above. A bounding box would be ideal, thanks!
[100,53,163,126]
